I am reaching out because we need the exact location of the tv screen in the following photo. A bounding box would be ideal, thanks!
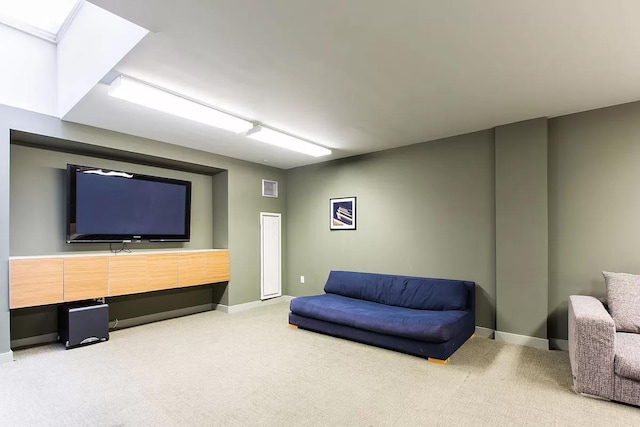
[66,164,192,243]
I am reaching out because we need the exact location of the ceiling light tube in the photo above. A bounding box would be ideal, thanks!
[108,75,253,133]
[246,125,332,157]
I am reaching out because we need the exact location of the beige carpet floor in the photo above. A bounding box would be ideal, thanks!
[1,302,639,426]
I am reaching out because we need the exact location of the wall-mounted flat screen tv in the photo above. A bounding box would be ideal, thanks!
[66,164,192,243]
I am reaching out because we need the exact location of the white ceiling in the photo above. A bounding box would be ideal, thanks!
[64,1,640,169]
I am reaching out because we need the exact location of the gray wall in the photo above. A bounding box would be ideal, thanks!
[548,101,640,339]
[0,125,10,358]
[1,104,286,347]
[285,100,640,342]
[228,162,287,302]
[286,131,496,329]
[5,97,640,349]
[495,119,548,339]
[212,171,229,305]
[212,171,229,250]
[10,144,214,255]
[8,144,218,341]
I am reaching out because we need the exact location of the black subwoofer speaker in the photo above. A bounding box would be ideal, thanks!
[58,302,109,349]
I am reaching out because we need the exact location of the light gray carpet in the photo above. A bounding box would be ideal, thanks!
[1,302,639,426]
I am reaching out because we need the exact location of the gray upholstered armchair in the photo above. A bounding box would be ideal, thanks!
[568,295,640,406]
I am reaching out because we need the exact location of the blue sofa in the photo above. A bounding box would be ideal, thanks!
[289,271,476,361]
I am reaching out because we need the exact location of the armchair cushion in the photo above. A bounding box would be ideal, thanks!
[615,333,640,381]
[602,271,640,333]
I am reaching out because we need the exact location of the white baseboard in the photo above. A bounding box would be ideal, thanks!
[474,326,495,339]
[550,338,568,351]
[494,330,549,350]
[473,328,566,351]
[216,295,294,314]
[0,350,14,364]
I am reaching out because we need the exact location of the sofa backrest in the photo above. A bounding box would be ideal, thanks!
[324,270,474,311]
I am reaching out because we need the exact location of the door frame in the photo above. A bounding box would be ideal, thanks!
[260,212,282,300]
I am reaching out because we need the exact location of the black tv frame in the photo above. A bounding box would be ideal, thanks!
[66,164,192,243]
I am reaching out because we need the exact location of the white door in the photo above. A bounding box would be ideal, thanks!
[260,212,281,300]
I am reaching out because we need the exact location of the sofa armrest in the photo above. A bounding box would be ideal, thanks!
[568,295,615,399]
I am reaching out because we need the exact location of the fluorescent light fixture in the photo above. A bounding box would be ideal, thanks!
[0,0,82,42]
[108,75,253,133]
[247,125,332,157]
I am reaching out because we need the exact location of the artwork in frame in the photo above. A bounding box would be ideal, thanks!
[330,197,356,230]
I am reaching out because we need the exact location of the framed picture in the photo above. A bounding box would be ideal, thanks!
[330,197,356,230]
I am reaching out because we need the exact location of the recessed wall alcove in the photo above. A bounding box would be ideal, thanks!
[9,130,230,346]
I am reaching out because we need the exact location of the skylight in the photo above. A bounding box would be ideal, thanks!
[0,0,82,43]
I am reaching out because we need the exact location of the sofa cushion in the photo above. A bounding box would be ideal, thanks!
[290,294,472,343]
[615,333,640,381]
[602,271,640,333]
[323,271,469,311]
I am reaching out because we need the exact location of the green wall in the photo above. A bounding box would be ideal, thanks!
[548,101,640,340]
[0,104,286,349]
[228,161,287,303]
[495,119,548,340]
[286,130,497,329]
[0,123,10,360]
[4,97,640,352]
[8,144,219,341]
[10,144,215,255]
[286,101,640,343]
[212,171,229,304]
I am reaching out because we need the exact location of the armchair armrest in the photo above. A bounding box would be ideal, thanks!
[568,295,615,399]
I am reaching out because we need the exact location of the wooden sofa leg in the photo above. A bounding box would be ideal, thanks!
[288,324,298,330]
[428,357,449,365]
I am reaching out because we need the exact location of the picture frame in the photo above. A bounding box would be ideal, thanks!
[330,197,356,230]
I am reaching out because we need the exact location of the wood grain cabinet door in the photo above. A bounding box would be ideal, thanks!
[10,258,64,309]
[10,250,230,308]
[178,252,207,287]
[108,255,148,296]
[64,256,108,301]
[206,250,230,283]
[146,253,178,291]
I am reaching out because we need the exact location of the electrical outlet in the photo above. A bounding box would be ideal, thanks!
[300,276,305,284]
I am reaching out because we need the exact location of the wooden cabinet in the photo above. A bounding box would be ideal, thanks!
[206,250,230,283]
[9,258,64,309]
[9,250,229,309]
[178,252,207,287]
[64,256,108,301]
[147,253,179,291]
[110,253,181,295]
[108,254,149,297]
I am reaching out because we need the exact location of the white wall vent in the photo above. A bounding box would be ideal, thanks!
[262,179,278,198]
